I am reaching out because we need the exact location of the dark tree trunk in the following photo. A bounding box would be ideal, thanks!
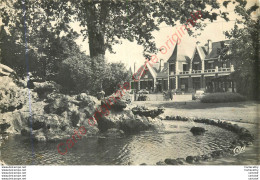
[87,25,105,58]
[85,2,106,58]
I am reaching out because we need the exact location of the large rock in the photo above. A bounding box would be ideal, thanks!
[0,64,16,77]
[103,128,125,138]
[0,69,39,134]
[0,76,29,113]
[97,107,164,134]
[164,158,178,165]
[33,81,61,99]
[190,127,206,135]
[132,106,164,118]
[102,97,127,112]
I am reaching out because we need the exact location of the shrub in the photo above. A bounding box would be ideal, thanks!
[57,53,93,94]
[200,92,246,103]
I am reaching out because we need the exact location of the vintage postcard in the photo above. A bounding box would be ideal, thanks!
[0,0,259,171]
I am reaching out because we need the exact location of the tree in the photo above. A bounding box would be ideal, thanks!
[0,0,80,79]
[70,0,226,58]
[58,52,93,94]
[1,0,227,59]
[58,54,131,96]
[0,25,38,76]
[221,0,259,99]
[103,62,131,95]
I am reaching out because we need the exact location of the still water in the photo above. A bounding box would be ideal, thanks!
[1,121,239,165]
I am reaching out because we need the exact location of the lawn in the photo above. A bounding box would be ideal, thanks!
[132,100,260,124]
[201,92,246,103]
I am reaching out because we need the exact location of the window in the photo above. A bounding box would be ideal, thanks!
[183,64,187,71]
[210,63,214,69]
[223,63,226,68]
[193,64,199,70]
[169,64,175,74]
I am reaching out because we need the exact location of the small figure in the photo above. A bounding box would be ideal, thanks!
[169,90,173,100]
[100,89,105,100]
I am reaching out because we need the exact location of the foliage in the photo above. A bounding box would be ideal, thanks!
[0,1,235,97]
[57,54,131,96]
[0,26,32,76]
[1,0,227,59]
[57,53,92,94]
[0,0,80,79]
[69,0,226,57]
[221,0,259,99]
[200,92,246,103]
[103,62,131,96]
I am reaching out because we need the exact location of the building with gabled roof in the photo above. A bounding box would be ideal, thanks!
[131,39,235,93]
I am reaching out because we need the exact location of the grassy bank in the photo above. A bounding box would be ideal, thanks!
[201,92,246,103]
[132,100,259,124]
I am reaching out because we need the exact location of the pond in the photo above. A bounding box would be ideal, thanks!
[0,121,239,165]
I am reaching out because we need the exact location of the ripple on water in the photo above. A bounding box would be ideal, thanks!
[1,121,239,165]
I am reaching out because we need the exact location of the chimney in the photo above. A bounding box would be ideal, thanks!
[159,59,164,72]
[208,39,212,54]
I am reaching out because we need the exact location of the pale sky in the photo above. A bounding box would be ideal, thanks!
[75,0,259,72]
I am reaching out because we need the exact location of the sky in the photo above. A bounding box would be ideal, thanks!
[74,0,259,73]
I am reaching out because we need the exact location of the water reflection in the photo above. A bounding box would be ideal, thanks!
[1,121,239,165]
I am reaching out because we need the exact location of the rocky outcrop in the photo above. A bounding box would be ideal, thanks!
[0,64,16,77]
[97,106,164,134]
[0,76,28,113]
[102,97,127,111]
[1,92,100,142]
[26,93,100,141]
[33,81,61,99]
[0,65,100,141]
[0,64,164,142]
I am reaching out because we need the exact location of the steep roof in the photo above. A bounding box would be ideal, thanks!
[152,63,160,72]
[197,46,207,60]
[167,44,178,63]
[191,45,207,62]
[205,40,232,60]
[167,43,190,63]
[132,62,157,81]
[157,63,168,78]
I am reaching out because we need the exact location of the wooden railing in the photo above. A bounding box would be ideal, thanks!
[173,67,233,75]
[179,71,189,74]
[218,68,230,72]
[204,69,216,73]
[191,70,202,74]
